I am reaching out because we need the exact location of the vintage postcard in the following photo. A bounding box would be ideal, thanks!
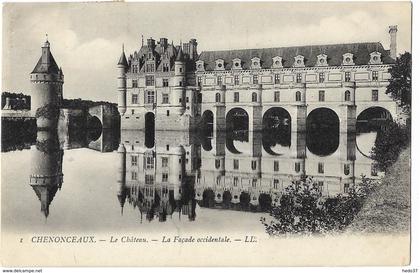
[1,1,412,267]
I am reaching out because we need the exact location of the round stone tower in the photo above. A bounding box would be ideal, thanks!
[117,45,128,116]
[172,47,186,115]
[30,38,64,117]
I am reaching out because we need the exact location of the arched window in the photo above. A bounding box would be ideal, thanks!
[215,159,220,169]
[344,90,351,102]
[295,91,301,102]
[215,93,221,103]
[252,92,257,102]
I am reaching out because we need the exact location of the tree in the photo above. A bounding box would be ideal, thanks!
[386,52,412,114]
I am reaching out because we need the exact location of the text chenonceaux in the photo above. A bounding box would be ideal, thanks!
[31,236,97,243]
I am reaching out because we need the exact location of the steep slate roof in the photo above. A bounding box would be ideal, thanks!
[31,52,60,74]
[118,51,129,67]
[198,42,394,70]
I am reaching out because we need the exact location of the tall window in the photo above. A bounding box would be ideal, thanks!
[251,160,257,170]
[318,162,324,174]
[215,159,220,169]
[132,65,138,73]
[162,93,169,104]
[163,79,169,87]
[197,76,202,86]
[131,171,137,180]
[273,179,279,189]
[372,89,378,101]
[145,174,154,184]
[234,75,240,85]
[217,76,223,86]
[234,92,239,102]
[132,94,138,104]
[345,72,351,82]
[296,73,302,83]
[131,155,137,166]
[295,162,301,173]
[253,75,258,84]
[132,79,138,88]
[146,75,155,86]
[295,91,301,102]
[233,159,239,169]
[371,164,378,176]
[162,63,169,72]
[162,173,168,182]
[146,91,155,104]
[162,157,168,167]
[252,179,257,188]
[274,91,280,102]
[274,74,280,84]
[344,164,350,175]
[146,63,155,72]
[343,183,350,194]
[233,177,239,187]
[319,90,325,102]
[344,90,351,102]
[372,71,378,81]
[252,92,257,102]
[274,161,279,172]
[145,156,154,169]
[215,93,221,103]
[319,72,325,83]
[318,181,324,192]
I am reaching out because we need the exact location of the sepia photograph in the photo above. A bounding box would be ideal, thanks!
[0,1,414,268]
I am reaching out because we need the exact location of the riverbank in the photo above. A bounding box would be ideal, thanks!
[347,147,411,233]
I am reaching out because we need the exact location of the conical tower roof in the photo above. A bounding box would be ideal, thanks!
[175,47,184,62]
[118,44,129,67]
[31,39,60,74]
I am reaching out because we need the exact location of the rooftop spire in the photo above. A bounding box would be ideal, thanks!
[118,43,128,67]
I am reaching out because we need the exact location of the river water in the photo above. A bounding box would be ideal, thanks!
[1,124,379,234]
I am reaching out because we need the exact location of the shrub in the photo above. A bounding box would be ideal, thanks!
[260,176,379,236]
[371,121,410,172]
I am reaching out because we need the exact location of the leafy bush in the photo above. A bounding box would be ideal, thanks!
[260,176,379,236]
[35,104,60,119]
[371,121,410,172]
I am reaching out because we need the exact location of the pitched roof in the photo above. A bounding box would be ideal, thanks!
[198,42,394,70]
[31,52,60,74]
[175,47,184,62]
[118,51,129,67]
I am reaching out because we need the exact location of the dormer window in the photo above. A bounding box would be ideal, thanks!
[369,52,383,65]
[272,56,283,68]
[215,59,225,70]
[251,57,261,69]
[316,54,328,67]
[294,55,305,67]
[196,60,205,72]
[342,53,355,65]
[232,58,242,70]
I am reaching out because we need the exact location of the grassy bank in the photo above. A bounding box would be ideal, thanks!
[347,147,410,234]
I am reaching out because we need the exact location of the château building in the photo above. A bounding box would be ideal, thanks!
[117,25,402,132]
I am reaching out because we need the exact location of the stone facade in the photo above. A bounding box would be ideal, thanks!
[118,26,403,132]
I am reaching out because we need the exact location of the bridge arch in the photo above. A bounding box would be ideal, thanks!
[201,110,214,132]
[306,107,340,157]
[226,107,249,131]
[144,112,155,149]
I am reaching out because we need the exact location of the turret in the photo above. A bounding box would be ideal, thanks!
[29,131,64,218]
[389,25,398,60]
[116,143,127,215]
[172,47,186,113]
[117,44,128,116]
[30,37,64,117]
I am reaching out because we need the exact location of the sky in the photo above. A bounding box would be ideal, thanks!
[2,2,412,103]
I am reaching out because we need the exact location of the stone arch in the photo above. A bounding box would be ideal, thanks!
[226,107,249,131]
[202,188,215,208]
[306,107,340,156]
[239,191,251,207]
[258,193,272,211]
[144,112,155,149]
[262,107,292,155]
[222,190,232,205]
[201,110,214,131]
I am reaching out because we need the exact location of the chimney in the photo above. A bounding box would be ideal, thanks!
[159,38,168,49]
[147,38,155,50]
[189,39,198,60]
[389,25,398,59]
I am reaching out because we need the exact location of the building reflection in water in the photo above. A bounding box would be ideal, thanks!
[27,124,379,221]
[28,128,119,218]
[117,125,380,221]
[117,130,198,222]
